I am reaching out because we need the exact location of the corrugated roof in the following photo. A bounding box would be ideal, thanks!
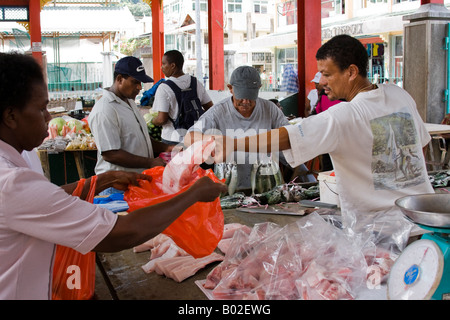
[46,1,120,3]
[39,6,137,34]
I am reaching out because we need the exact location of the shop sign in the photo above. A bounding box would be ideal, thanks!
[322,23,364,40]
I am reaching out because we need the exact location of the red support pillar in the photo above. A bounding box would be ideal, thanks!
[151,0,164,82]
[420,0,444,4]
[28,0,42,65]
[297,0,322,117]
[208,0,224,90]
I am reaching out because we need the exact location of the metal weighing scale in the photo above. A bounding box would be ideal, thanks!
[388,193,450,300]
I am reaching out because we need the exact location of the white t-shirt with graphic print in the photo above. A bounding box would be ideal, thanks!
[282,84,434,228]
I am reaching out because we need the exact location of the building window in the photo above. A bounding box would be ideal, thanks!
[277,0,297,27]
[227,0,242,13]
[276,47,297,82]
[393,35,403,85]
[252,52,271,63]
[177,34,185,51]
[322,0,345,18]
[360,0,388,9]
[192,0,207,11]
[366,42,385,82]
[279,47,297,65]
[254,0,268,14]
[171,1,180,13]
[165,34,175,51]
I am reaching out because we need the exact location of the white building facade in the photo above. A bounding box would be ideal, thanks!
[160,0,450,91]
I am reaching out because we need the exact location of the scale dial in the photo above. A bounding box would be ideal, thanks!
[387,239,444,300]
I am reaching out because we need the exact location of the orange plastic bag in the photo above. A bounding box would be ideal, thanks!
[52,176,97,300]
[124,166,224,258]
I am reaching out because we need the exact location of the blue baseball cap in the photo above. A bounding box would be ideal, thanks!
[115,56,154,83]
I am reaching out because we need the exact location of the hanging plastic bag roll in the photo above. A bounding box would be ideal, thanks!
[124,166,224,259]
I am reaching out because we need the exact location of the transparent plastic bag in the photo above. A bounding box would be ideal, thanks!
[52,176,97,300]
[209,223,286,300]
[293,213,367,300]
[351,207,414,288]
[207,213,368,300]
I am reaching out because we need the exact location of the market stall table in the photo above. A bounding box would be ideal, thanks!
[38,149,97,185]
[94,206,317,300]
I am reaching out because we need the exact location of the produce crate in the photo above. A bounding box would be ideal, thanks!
[47,98,76,111]
[38,150,97,186]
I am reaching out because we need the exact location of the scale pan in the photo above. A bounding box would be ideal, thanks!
[395,193,450,228]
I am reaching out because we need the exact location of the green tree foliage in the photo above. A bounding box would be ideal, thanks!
[119,0,151,18]
[115,38,150,56]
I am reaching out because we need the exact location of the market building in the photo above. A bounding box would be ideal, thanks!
[148,0,450,111]
[1,0,450,302]
[0,1,138,94]
[2,1,443,97]
[320,0,423,84]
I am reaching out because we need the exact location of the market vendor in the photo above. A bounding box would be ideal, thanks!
[184,66,290,192]
[0,52,227,299]
[211,34,434,228]
[88,56,170,192]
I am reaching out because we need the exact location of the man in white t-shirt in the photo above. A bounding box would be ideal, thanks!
[213,35,434,229]
[152,50,213,144]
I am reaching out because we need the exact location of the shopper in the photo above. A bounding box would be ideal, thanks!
[281,64,299,94]
[151,50,213,144]
[305,71,321,116]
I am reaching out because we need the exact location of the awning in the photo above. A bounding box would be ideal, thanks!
[357,36,384,44]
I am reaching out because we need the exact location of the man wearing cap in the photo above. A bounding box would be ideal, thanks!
[184,65,289,191]
[305,72,322,116]
[306,71,342,117]
[88,56,167,188]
